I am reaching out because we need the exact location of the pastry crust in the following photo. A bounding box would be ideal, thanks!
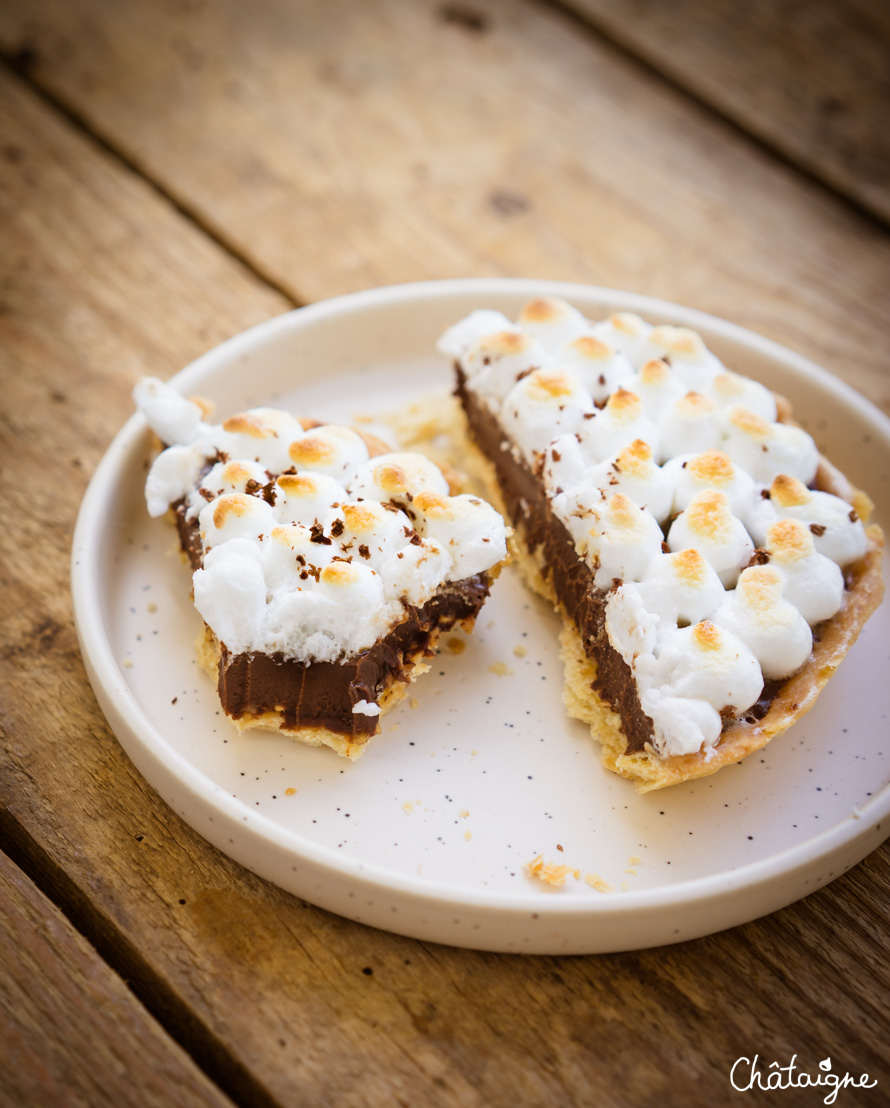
[392,393,885,792]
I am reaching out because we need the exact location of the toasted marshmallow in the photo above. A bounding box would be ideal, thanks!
[663,450,756,517]
[501,369,595,462]
[649,620,763,715]
[585,493,665,588]
[712,565,812,680]
[555,335,634,404]
[722,406,819,485]
[635,549,726,626]
[747,475,868,566]
[189,458,271,518]
[134,377,205,446]
[585,440,674,523]
[708,371,777,422]
[591,312,654,367]
[287,425,369,485]
[273,472,348,529]
[193,538,266,654]
[413,491,507,579]
[640,689,724,757]
[667,490,754,587]
[145,441,212,518]
[657,392,722,462]
[542,433,591,495]
[578,388,659,463]
[516,296,590,353]
[463,331,548,403]
[377,536,453,606]
[437,310,516,360]
[260,523,337,592]
[349,451,450,508]
[216,407,305,472]
[763,519,844,624]
[630,359,686,420]
[334,501,414,570]
[199,493,276,552]
[638,326,723,392]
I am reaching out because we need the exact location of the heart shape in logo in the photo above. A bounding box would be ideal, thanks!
[819,1058,831,1071]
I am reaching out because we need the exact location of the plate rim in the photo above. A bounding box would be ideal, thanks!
[71,278,890,940]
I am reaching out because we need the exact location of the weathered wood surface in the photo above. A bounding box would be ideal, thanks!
[0,0,888,1105]
[1,0,889,413]
[0,849,232,1108]
[566,0,890,225]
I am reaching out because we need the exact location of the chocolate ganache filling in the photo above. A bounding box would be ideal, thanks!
[455,369,654,753]
[175,503,491,739]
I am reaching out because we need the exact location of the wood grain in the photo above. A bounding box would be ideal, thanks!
[564,0,890,224]
[0,849,232,1108]
[1,0,889,414]
[0,7,888,1108]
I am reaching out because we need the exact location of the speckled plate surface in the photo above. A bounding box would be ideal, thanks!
[72,279,890,954]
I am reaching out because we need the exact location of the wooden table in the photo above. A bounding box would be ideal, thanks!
[1,1,888,1104]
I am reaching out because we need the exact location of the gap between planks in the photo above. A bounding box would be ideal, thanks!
[532,0,890,233]
[0,806,283,1108]
[0,53,303,311]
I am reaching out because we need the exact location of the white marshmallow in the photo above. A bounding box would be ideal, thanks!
[286,424,369,486]
[746,475,868,567]
[413,491,508,579]
[259,524,337,594]
[134,377,204,446]
[586,440,674,524]
[708,371,777,422]
[585,493,665,589]
[214,408,305,473]
[712,565,813,680]
[636,549,726,627]
[657,392,722,462]
[516,296,590,353]
[662,450,757,518]
[377,537,453,607]
[637,326,724,393]
[463,331,548,403]
[334,501,415,571]
[667,490,754,587]
[649,620,763,715]
[640,689,723,757]
[501,369,595,463]
[188,458,271,519]
[193,539,267,654]
[541,433,591,496]
[437,310,516,360]
[629,359,686,420]
[199,493,277,552]
[578,389,659,463]
[273,472,348,529]
[763,518,844,624]
[554,335,635,404]
[722,406,819,486]
[591,312,654,368]
[145,441,212,518]
[349,452,450,508]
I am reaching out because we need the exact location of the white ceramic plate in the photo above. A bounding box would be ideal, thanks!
[72,279,890,954]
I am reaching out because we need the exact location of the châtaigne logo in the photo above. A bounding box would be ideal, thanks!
[730,1055,877,1103]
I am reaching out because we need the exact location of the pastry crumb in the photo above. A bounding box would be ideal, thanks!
[389,722,399,731]
[458,808,470,818]
[584,873,613,893]
[513,644,528,657]
[525,854,576,887]
[488,661,513,677]
[624,868,637,876]
[147,601,157,613]
[464,831,472,841]
[446,636,466,654]
[122,657,133,668]
[628,855,642,865]
[285,787,297,796]
[410,697,420,710]
[402,801,414,814]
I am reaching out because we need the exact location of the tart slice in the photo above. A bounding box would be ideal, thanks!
[134,378,507,759]
[440,297,884,791]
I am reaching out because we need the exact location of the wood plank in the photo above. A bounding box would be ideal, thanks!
[564,0,890,224]
[0,22,889,1108]
[0,849,233,1108]
[1,0,889,414]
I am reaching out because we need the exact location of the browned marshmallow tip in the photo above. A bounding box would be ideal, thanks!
[650,325,705,359]
[673,548,709,584]
[676,392,716,416]
[607,492,638,528]
[288,436,337,466]
[770,474,810,507]
[373,463,409,493]
[685,490,732,541]
[222,413,278,438]
[342,503,379,532]
[606,387,641,418]
[729,406,771,438]
[277,473,319,496]
[692,620,723,651]
[212,494,255,528]
[529,370,575,398]
[687,450,734,484]
[609,311,646,335]
[221,461,255,484]
[615,438,653,473]
[188,395,215,419]
[639,358,671,383]
[320,562,359,587]
[352,428,392,457]
[568,335,612,360]
[766,518,814,560]
[519,296,569,323]
[413,490,450,514]
[478,330,533,356]
[738,564,783,610]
